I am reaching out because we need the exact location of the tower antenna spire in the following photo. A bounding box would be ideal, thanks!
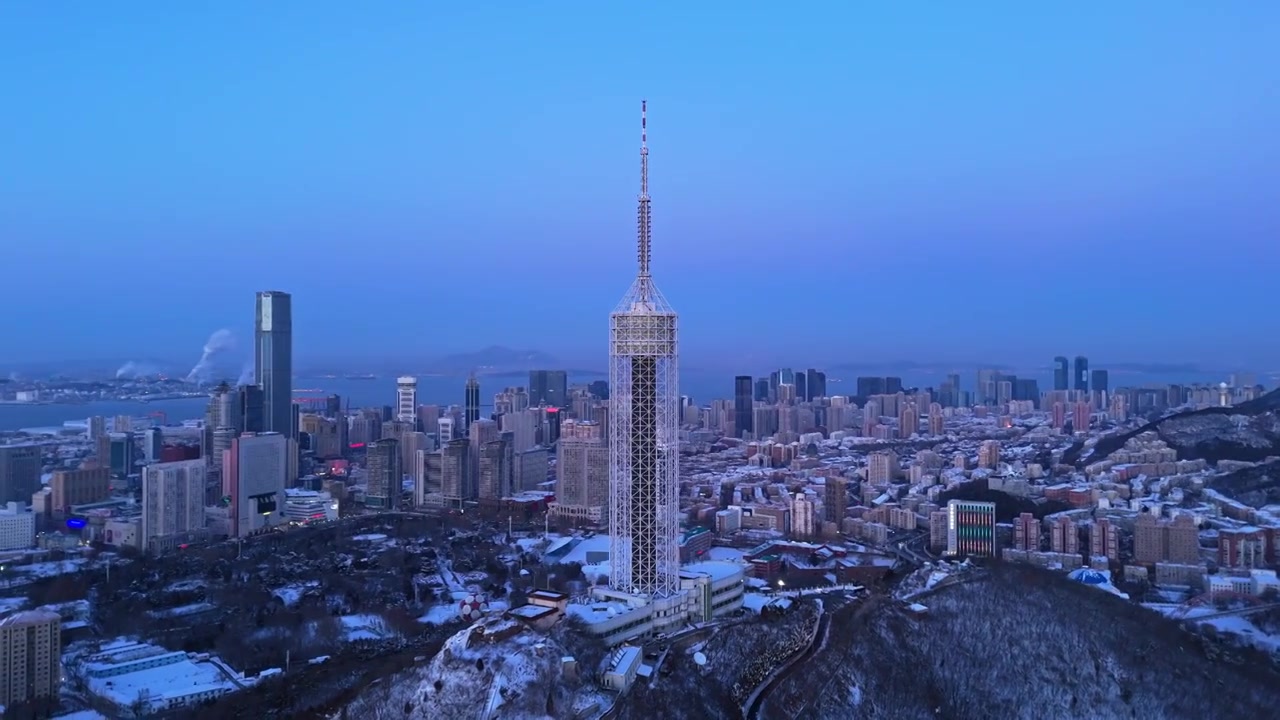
[637,99,651,281]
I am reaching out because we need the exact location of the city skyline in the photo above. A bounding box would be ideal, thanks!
[3,6,1280,718]
[2,4,1278,368]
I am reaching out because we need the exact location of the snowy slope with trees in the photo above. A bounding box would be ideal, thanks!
[763,564,1280,719]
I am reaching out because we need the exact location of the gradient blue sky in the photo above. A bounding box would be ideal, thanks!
[2,2,1277,371]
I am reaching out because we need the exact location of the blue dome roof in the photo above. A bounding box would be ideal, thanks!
[1068,568,1109,585]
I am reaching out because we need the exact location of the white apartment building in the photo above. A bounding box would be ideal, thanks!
[0,502,35,551]
[142,459,207,553]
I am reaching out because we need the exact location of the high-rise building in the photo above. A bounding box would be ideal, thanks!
[477,438,511,500]
[108,433,137,478]
[791,492,816,539]
[977,440,1000,469]
[238,384,265,434]
[1073,355,1089,392]
[0,503,34,552]
[440,438,470,504]
[867,451,899,485]
[805,369,827,401]
[1053,356,1069,392]
[609,102,680,598]
[142,459,207,553]
[437,416,455,445]
[733,376,754,438]
[143,427,164,462]
[49,467,110,514]
[365,438,401,510]
[1072,401,1091,434]
[555,421,608,524]
[769,368,796,399]
[1090,518,1120,562]
[464,373,481,432]
[1013,378,1040,404]
[753,378,770,403]
[254,291,294,438]
[0,609,61,707]
[513,447,549,492]
[87,415,107,442]
[223,432,288,538]
[1013,512,1041,552]
[1049,516,1080,556]
[855,377,885,399]
[1134,512,1200,564]
[0,445,42,505]
[396,376,418,424]
[493,386,530,416]
[898,402,919,438]
[823,477,849,524]
[1090,369,1109,395]
[543,407,563,445]
[945,500,996,557]
[529,370,568,408]
[468,418,499,493]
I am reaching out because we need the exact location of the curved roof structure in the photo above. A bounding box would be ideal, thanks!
[0,609,60,627]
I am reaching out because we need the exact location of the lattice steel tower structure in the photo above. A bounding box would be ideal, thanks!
[609,101,680,598]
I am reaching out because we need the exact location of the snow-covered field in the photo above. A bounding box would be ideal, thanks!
[272,581,319,607]
[339,614,394,641]
[419,605,458,625]
[1,558,88,586]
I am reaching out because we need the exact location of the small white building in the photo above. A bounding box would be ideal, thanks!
[600,645,642,692]
[566,561,746,647]
[0,501,35,551]
[1250,569,1280,597]
[283,489,339,524]
[1205,573,1254,598]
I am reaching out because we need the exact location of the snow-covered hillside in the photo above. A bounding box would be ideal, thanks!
[337,616,611,720]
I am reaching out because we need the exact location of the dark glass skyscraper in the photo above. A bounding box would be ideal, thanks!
[1013,378,1040,403]
[1053,356,1069,391]
[805,369,827,401]
[528,370,568,408]
[856,377,886,397]
[1091,369,1109,394]
[733,375,754,438]
[238,384,265,434]
[1073,356,1089,392]
[464,373,480,432]
[254,291,293,438]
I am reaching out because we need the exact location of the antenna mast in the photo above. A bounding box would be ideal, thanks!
[637,100,652,282]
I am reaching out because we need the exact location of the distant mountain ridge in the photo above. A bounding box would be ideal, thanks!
[429,346,559,374]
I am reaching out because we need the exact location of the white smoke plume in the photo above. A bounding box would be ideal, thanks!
[116,361,160,379]
[185,329,238,384]
[236,362,255,386]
